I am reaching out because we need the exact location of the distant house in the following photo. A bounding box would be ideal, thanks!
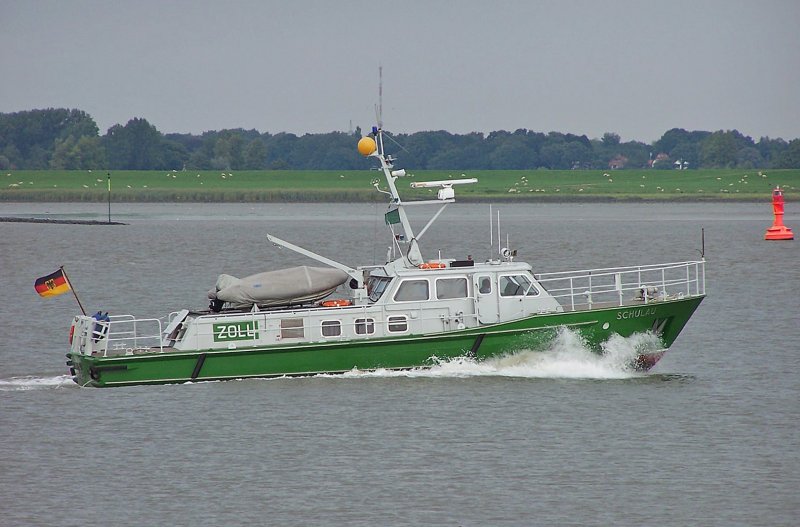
[648,153,670,168]
[609,155,628,170]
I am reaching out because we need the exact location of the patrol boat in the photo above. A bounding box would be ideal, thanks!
[66,128,706,387]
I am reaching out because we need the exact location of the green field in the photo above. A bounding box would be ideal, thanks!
[2,168,798,202]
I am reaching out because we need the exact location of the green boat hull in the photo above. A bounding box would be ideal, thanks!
[67,296,703,387]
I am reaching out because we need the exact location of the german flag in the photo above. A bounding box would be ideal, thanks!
[34,269,71,297]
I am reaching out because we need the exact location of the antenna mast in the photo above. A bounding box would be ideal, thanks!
[378,65,383,129]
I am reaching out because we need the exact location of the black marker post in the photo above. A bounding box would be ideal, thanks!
[107,172,111,224]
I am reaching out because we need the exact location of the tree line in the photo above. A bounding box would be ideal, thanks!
[2,108,800,171]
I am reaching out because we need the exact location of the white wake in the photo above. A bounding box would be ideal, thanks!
[334,328,663,381]
[0,375,75,391]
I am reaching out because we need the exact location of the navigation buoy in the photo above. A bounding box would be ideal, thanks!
[357,136,377,156]
[765,186,794,240]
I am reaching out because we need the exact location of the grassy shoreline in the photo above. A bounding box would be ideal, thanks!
[2,169,798,202]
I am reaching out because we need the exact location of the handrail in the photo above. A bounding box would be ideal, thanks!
[534,260,703,279]
[535,260,704,310]
[76,316,164,357]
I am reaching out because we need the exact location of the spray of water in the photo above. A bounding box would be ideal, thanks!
[336,328,663,381]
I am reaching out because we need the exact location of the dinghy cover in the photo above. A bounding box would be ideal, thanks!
[208,266,349,309]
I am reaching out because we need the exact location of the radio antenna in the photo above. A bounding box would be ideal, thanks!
[489,204,493,258]
[497,209,501,256]
[377,65,383,129]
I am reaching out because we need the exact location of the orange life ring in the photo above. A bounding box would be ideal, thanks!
[322,299,351,307]
[68,323,75,344]
[419,262,446,269]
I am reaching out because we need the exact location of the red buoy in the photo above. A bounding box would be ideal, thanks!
[765,186,794,241]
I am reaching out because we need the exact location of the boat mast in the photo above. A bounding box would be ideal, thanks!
[373,127,424,265]
[359,126,477,267]
[359,69,476,266]
[370,67,424,264]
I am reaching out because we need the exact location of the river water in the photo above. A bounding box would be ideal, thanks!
[0,201,798,526]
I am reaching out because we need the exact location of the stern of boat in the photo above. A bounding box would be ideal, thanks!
[66,315,99,386]
[66,313,167,387]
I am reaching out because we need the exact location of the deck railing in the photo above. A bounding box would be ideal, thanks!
[77,315,164,356]
[534,260,705,311]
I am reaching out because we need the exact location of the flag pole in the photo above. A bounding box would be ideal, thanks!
[60,265,87,316]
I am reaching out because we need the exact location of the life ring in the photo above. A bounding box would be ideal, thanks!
[419,262,446,270]
[322,299,351,307]
[68,324,75,345]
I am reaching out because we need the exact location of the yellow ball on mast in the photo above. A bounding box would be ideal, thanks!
[357,136,377,156]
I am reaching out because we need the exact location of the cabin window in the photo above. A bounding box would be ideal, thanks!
[321,320,341,337]
[499,274,540,297]
[436,277,468,300]
[367,276,393,302]
[477,275,492,295]
[393,279,429,302]
[387,315,408,333]
[280,318,305,338]
[355,318,375,335]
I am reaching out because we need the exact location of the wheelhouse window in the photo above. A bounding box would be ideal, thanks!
[280,318,305,338]
[499,274,540,297]
[321,320,341,337]
[393,279,429,302]
[436,277,468,300]
[367,276,393,302]
[477,275,492,295]
[387,315,408,333]
[355,318,375,335]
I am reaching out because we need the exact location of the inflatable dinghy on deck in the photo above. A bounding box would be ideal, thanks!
[208,265,349,311]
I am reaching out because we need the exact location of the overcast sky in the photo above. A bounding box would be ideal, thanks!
[2,0,799,143]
